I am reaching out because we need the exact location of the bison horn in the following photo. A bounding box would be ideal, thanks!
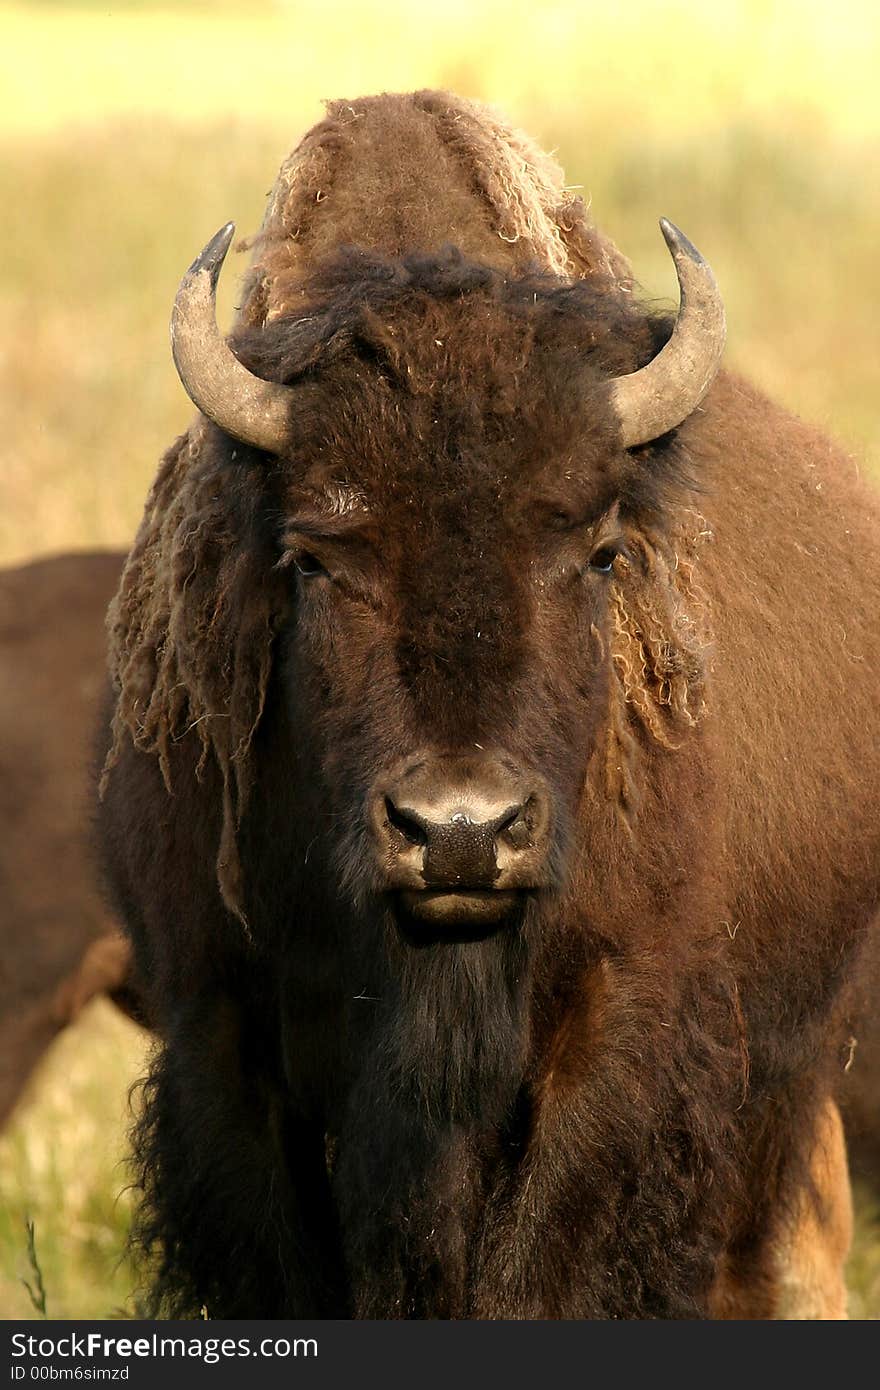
[608,219,726,448]
[171,222,293,454]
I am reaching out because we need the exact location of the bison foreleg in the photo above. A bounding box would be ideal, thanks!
[132,991,344,1317]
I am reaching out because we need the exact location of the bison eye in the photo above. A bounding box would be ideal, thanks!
[293,551,327,579]
[589,545,618,574]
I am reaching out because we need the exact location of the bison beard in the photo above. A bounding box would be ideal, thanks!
[334,910,535,1318]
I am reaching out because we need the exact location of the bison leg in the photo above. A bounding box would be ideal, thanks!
[51,930,144,1027]
[134,991,344,1317]
[775,1099,852,1318]
[710,1099,852,1319]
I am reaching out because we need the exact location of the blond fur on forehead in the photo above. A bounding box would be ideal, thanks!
[236,91,632,327]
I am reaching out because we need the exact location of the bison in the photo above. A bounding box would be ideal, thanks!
[97,91,880,1318]
[0,550,138,1126]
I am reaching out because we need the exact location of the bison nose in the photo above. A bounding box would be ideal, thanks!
[384,795,525,887]
[374,758,552,893]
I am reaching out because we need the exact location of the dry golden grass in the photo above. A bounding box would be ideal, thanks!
[0,1006,146,1319]
[1,0,878,1319]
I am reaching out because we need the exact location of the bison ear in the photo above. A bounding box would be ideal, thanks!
[606,220,726,448]
[171,223,297,456]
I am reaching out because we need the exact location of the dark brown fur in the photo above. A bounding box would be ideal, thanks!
[0,551,140,1126]
[97,92,880,1318]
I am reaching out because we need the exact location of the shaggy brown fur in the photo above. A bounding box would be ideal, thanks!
[0,551,141,1125]
[98,92,880,1319]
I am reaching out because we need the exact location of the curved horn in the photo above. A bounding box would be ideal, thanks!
[170,222,293,454]
[608,219,726,449]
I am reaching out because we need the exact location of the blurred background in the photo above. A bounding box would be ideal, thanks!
[1,0,878,1317]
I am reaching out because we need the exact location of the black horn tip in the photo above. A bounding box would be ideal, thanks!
[659,217,705,267]
[184,222,236,288]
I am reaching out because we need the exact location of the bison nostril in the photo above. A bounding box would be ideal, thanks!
[503,818,530,850]
[495,805,523,837]
[384,796,428,848]
[496,798,536,851]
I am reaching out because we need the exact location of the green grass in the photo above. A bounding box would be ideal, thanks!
[848,1190,880,1321]
[0,1005,145,1319]
[1,0,878,1319]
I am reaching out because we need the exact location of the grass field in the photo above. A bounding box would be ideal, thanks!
[1,0,878,1318]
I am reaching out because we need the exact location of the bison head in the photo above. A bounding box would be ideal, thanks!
[107,226,722,954]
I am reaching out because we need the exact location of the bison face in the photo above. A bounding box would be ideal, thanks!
[239,255,700,943]
[156,239,718,943]
[277,460,622,941]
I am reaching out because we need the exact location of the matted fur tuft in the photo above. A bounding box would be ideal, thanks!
[604,513,711,815]
[101,427,286,923]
